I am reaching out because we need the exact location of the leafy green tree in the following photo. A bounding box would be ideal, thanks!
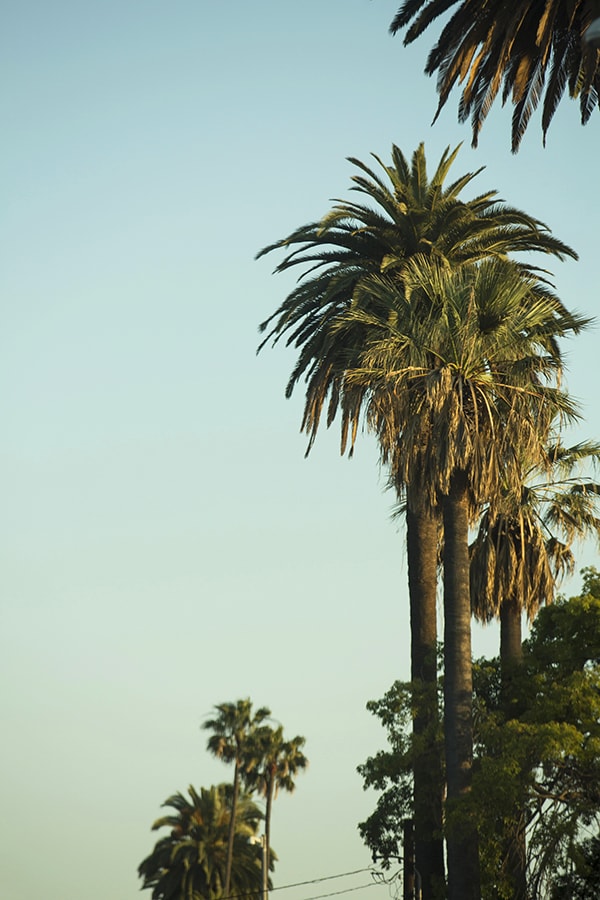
[138,784,273,900]
[202,700,271,896]
[358,675,444,899]
[469,438,600,898]
[249,725,308,881]
[360,570,600,899]
[390,1,600,151]
[470,575,600,898]
[257,142,577,900]
[343,254,582,899]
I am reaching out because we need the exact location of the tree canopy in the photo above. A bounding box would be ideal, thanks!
[138,784,271,900]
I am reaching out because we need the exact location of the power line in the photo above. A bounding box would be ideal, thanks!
[270,868,376,893]
[298,879,390,900]
[220,868,385,900]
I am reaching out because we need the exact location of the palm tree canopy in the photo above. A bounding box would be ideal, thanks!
[202,699,271,769]
[138,784,273,900]
[257,143,578,456]
[470,438,600,622]
[340,255,585,511]
[391,1,600,150]
[250,725,309,799]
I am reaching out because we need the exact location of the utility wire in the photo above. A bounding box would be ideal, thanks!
[299,879,390,900]
[270,868,376,892]
[220,868,383,900]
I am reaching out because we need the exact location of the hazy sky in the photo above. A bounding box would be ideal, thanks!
[2,3,599,899]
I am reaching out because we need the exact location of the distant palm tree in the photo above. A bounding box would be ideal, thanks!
[249,725,308,883]
[340,255,582,899]
[138,784,272,900]
[390,1,600,150]
[257,142,577,900]
[202,700,271,896]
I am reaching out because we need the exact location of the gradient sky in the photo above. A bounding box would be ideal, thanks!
[2,3,599,900]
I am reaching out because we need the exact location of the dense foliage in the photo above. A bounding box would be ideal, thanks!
[358,570,600,899]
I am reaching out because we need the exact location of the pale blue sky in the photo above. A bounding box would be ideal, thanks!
[2,3,599,899]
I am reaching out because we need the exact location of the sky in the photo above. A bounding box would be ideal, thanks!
[2,3,599,899]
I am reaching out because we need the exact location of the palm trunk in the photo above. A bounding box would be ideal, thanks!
[406,497,445,899]
[225,760,240,896]
[500,597,527,900]
[500,596,523,672]
[442,474,480,900]
[265,774,274,898]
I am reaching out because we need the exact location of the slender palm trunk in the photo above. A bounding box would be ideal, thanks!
[265,774,274,894]
[442,475,480,900]
[225,760,240,896]
[500,598,527,900]
[406,497,445,899]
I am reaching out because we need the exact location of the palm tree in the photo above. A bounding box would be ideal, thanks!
[257,142,577,900]
[471,438,600,671]
[138,784,272,900]
[339,255,583,899]
[249,725,308,884]
[390,1,600,151]
[469,438,600,899]
[202,700,271,897]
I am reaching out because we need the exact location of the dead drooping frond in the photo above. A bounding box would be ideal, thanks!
[339,256,582,514]
[470,434,600,622]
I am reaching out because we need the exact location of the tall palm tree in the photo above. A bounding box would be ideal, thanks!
[339,255,583,899]
[249,725,308,885]
[138,784,272,900]
[390,1,600,150]
[257,142,577,900]
[202,700,271,897]
[469,438,600,899]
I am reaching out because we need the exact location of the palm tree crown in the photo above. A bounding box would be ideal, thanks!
[391,1,600,150]
[203,700,271,767]
[471,437,600,628]
[138,784,271,900]
[258,142,576,453]
[345,256,584,512]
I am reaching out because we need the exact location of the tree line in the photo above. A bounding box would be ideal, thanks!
[138,700,308,900]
